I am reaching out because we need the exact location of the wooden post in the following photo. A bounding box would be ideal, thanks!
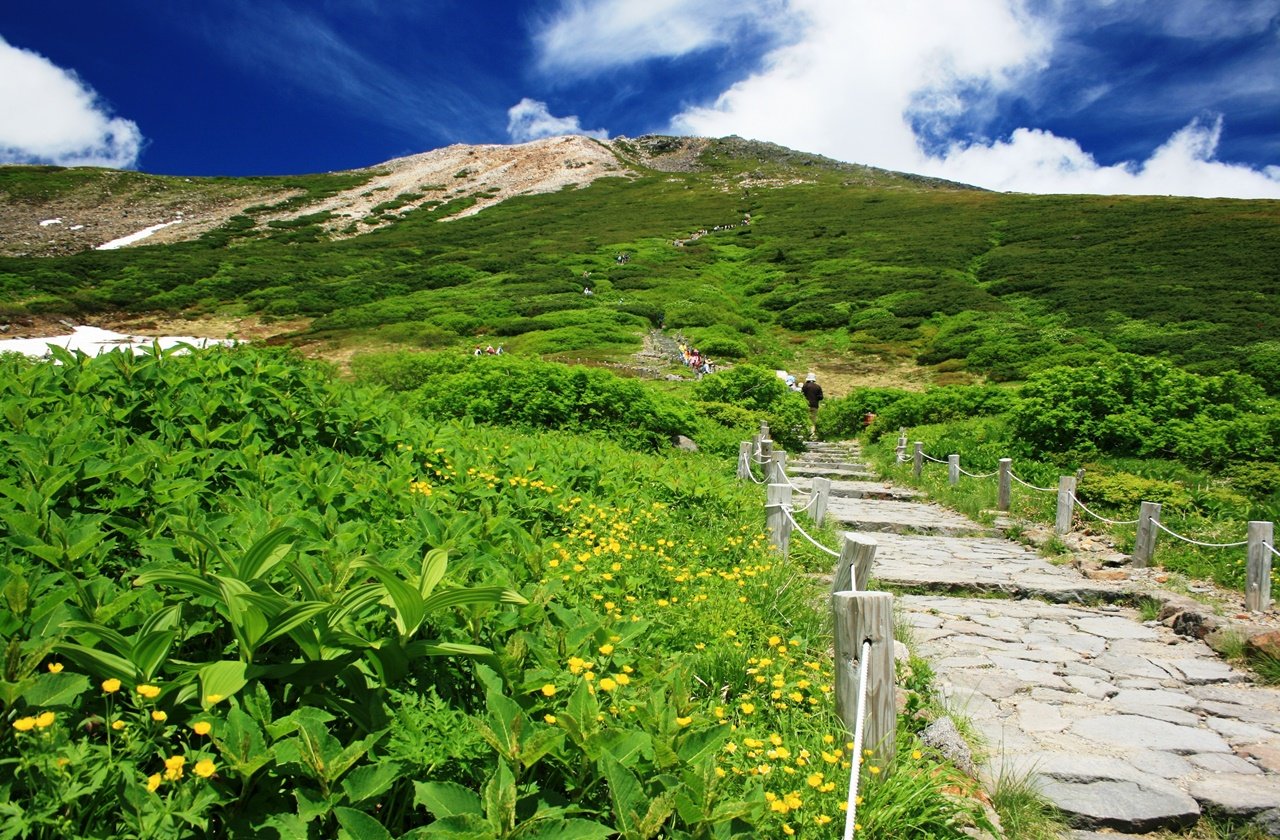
[833,534,877,594]
[1246,521,1274,613]
[1076,468,1087,483]
[912,442,923,478]
[759,421,770,440]
[997,458,1012,511]
[770,450,787,485]
[948,454,960,486]
[766,484,792,557]
[737,442,752,480]
[759,438,773,462]
[1133,501,1162,567]
[895,430,908,463]
[812,476,832,525]
[833,591,896,767]
[1054,476,1076,535]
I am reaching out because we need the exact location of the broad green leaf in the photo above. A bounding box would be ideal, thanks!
[130,628,177,681]
[259,813,310,840]
[421,587,526,614]
[414,813,496,838]
[334,807,392,840]
[210,707,272,777]
[198,660,250,704]
[600,752,645,835]
[418,548,448,599]
[19,672,89,708]
[257,601,333,646]
[403,641,493,659]
[509,818,613,840]
[676,726,730,766]
[236,526,296,581]
[413,781,482,818]
[133,569,221,601]
[357,561,425,638]
[54,642,136,683]
[482,760,516,835]
[340,762,400,806]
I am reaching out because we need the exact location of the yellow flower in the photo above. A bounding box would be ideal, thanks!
[12,717,36,732]
[34,711,55,729]
[112,720,125,731]
[47,662,64,674]
[540,684,557,697]
[912,750,923,760]
[192,721,212,736]
[151,710,168,722]
[868,765,881,775]
[136,684,161,699]
[676,716,693,727]
[163,755,185,781]
[102,678,122,694]
[783,824,795,836]
[146,773,162,792]
[614,673,631,686]
[739,702,755,715]
[194,759,216,779]
[769,635,781,646]
[205,694,224,705]
[598,677,618,692]
[598,643,614,655]
[544,714,557,724]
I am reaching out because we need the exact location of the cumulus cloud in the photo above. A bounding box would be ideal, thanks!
[507,98,608,142]
[533,0,789,76]
[0,36,142,168]
[663,0,1280,197]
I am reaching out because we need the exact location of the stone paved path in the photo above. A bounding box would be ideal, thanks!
[789,441,1280,837]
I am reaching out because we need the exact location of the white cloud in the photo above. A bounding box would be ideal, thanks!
[0,36,142,168]
[533,0,790,76]
[666,0,1280,198]
[507,98,608,142]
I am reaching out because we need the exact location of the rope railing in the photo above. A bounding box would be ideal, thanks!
[1068,491,1141,526]
[843,639,872,840]
[1009,471,1057,493]
[781,505,840,558]
[1150,519,1249,549]
[738,451,768,484]
[956,466,999,479]
[920,452,949,464]
[1266,542,1280,560]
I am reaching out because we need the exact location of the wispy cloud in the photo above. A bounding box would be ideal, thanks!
[532,0,791,76]
[507,98,608,142]
[203,3,497,144]
[0,35,142,168]
[668,0,1280,197]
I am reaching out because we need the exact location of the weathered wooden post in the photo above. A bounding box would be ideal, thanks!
[737,441,752,480]
[1076,468,1087,483]
[833,591,896,767]
[997,458,1012,511]
[1246,521,1274,613]
[759,438,773,461]
[1054,475,1076,535]
[765,483,792,557]
[948,454,960,486]
[759,421,770,440]
[812,476,832,525]
[913,442,923,478]
[1133,501,1162,567]
[833,534,876,594]
[895,430,908,462]
[770,450,787,484]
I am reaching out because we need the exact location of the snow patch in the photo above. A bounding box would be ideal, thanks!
[0,326,238,359]
[96,219,184,250]
[39,218,62,226]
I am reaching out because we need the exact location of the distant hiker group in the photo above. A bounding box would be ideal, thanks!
[473,345,504,356]
[677,342,715,378]
[673,214,751,247]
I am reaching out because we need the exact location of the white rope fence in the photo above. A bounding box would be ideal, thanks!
[843,639,872,840]
[957,466,999,479]
[1266,542,1280,560]
[1009,471,1057,493]
[1150,519,1249,549]
[1068,491,1141,526]
[781,505,840,558]
[738,451,768,484]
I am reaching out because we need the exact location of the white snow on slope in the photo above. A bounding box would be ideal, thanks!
[0,326,236,358]
[96,218,183,250]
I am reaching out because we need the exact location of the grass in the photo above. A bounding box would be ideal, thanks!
[988,765,1068,840]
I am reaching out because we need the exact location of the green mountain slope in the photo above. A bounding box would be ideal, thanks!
[2,135,1277,389]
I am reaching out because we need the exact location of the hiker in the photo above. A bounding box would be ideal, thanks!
[583,286,593,296]
[801,373,823,435]
[485,345,496,355]
[863,412,877,428]
[473,346,483,356]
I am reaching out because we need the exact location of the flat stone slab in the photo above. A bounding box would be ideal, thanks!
[849,532,1133,602]
[788,476,923,501]
[825,496,992,536]
[905,594,1280,833]
[788,464,875,479]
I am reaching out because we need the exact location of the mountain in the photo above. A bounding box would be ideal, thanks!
[1,135,1277,391]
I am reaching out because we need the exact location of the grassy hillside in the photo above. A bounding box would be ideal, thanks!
[1,136,1278,388]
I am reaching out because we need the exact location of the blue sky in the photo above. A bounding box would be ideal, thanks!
[2,0,1278,197]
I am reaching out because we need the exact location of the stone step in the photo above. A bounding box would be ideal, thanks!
[842,531,1136,603]
[822,496,993,537]
[903,594,1280,834]
[788,477,923,502]
[789,464,874,479]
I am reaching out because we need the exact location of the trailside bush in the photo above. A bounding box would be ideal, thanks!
[693,364,811,450]
[408,355,696,451]
[817,388,913,440]
[867,385,1015,441]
